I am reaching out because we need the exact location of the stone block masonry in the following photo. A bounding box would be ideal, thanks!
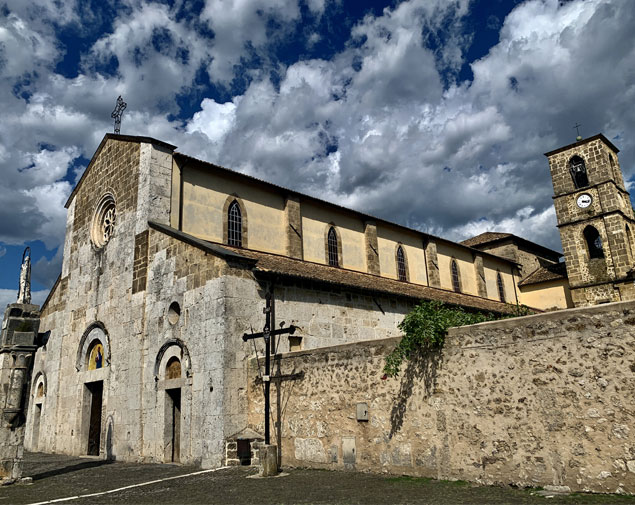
[247,300,635,494]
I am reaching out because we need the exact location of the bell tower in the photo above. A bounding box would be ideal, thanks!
[546,133,635,306]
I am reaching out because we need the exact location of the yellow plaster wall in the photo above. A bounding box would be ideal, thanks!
[519,280,573,310]
[437,242,478,295]
[181,165,286,254]
[376,225,427,284]
[301,202,366,271]
[483,256,517,304]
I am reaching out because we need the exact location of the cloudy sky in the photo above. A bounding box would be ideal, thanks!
[1,0,634,307]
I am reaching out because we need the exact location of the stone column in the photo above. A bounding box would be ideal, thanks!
[284,196,303,260]
[364,221,380,275]
[0,303,41,483]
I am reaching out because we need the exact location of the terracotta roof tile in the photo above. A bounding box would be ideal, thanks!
[518,262,568,286]
[230,247,522,315]
[460,232,514,247]
[151,222,531,315]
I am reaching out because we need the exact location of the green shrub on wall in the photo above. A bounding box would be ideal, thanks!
[384,301,532,377]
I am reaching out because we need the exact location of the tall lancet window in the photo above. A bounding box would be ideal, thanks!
[569,155,589,189]
[397,246,407,281]
[497,272,506,303]
[227,200,242,247]
[328,227,339,267]
[451,259,461,293]
[583,225,604,259]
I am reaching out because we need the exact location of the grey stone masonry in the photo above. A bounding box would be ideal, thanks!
[364,221,380,275]
[424,240,441,288]
[284,196,303,260]
[248,300,635,494]
[473,254,487,298]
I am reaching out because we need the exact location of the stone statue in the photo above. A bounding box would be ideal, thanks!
[16,247,31,305]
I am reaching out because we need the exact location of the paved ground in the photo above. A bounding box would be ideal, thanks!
[0,452,634,505]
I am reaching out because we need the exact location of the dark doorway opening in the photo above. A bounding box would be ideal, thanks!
[86,381,103,456]
[166,388,181,463]
[32,404,42,450]
[237,439,251,465]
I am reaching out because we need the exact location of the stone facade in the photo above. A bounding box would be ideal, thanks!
[547,134,635,306]
[247,301,635,494]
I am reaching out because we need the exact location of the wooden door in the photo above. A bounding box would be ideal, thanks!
[87,381,103,456]
[167,388,181,463]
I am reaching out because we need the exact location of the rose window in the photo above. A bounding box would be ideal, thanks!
[91,194,117,248]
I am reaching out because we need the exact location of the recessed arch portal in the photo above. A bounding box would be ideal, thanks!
[154,339,192,380]
[76,322,111,372]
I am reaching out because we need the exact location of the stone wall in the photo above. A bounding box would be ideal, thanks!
[247,301,635,494]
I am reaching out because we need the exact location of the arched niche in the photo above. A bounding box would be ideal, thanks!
[76,322,111,372]
[154,339,192,381]
[31,371,47,400]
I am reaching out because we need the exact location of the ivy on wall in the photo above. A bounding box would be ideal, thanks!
[383,301,532,377]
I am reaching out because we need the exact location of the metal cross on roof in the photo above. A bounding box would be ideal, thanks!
[573,122,582,141]
[111,96,127,134]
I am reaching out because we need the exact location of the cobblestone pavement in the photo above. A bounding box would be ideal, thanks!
[1,452,634,505]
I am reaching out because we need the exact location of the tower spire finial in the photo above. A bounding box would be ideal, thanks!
[573,122,582,141]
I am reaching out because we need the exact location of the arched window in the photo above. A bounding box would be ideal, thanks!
[327,227,339,267]
[227,200,242,247]
[165,357,182,380]
[497,272,506,303]
[583,225,604,259]
[569,155,589,189]
[451,259,461,293]
[396,246,407,281]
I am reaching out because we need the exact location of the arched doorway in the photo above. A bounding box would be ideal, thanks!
[165,356,182,463]
[77,323,111,457]
[154,339,192,464]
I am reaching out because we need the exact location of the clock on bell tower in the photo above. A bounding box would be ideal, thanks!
[545,133,635,306]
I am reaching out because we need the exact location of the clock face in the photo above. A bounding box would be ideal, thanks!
[577,193,593,208]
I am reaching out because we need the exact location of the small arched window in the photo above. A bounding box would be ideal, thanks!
[396,246,407,281]
[165,357,182,380]
[227,200,242,247]
[497,272,506,303]
[451,259,461,293]
[327,227,339,267]
[583,225,604,259]
[569,155,589,189]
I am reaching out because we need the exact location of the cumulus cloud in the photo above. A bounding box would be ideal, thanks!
[181,0,634,254]
[1,0,634,287]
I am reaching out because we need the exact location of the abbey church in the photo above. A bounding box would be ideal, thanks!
[18,131,635,471]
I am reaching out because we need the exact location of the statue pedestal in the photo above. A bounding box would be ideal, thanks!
[0,303,40,483]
